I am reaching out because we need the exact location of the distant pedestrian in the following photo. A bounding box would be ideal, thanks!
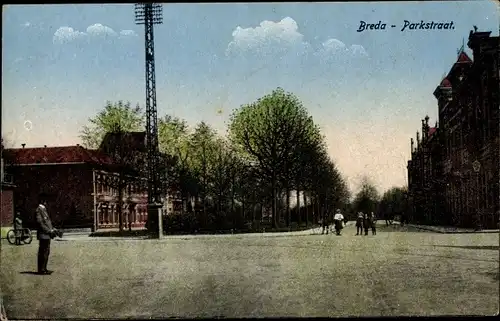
[370,212,377,235]
[333,209,344,236]
[363,212,370,236]
[321,217,329,235]
[355,212,363,235]
[14,212,23,245]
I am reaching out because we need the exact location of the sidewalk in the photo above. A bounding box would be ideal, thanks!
[405,223,499,234]
[55,228,323,241]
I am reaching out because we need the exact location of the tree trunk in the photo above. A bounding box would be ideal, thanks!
[312,197,316,225]
[242,200,245,221]
[231,175,235,224]
[271,175,277,228]
[316,197,320,225]
[296,184,301,227]
[286,185,291,227]
[303,192,308,227]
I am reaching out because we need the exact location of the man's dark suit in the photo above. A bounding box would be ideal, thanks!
[36,204,54,273]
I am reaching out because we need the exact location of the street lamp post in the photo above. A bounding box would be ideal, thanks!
[472,160,481,230]
[135,3,164,238]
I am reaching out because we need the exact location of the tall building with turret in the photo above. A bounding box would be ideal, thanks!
[408,28,499,229]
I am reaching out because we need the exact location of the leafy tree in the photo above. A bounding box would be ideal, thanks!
[352,176,380,215]
[378,186,408,223]
[79,101,144,149]
[190,122,217,223]
[229,87,319,228]
[157,115,196,211]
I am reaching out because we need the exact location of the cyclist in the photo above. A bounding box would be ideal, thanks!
[14,212,23,245]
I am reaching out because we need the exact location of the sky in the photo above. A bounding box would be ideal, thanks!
[2,1,499,195]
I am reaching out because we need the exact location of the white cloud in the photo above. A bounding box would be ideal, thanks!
[53,26,87,44]
[350,44,368,56]
[316,39,369,58]
[226,17,368,59]
[86,23,117,37]
[119,29,137,37]
[52,24,136,44]
[321,39,348,54]
[226,17,310,56]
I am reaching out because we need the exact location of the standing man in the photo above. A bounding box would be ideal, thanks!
[36,194,56,275]
[355,212,364,235]
[333,209,344,236]
[370,212,377,235]
[363,212,371,236]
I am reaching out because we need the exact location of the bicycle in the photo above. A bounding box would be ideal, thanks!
[6,228,33,245]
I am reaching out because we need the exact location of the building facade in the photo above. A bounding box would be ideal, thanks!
[1,157,16,229]
[408,29,499,229]
[407,118,445,225]
[4,145,150,231]
[4,133,184,231]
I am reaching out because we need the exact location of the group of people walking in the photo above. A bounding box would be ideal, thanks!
[321,209,346,235]
[321,209,378,236]
[355,212,377,235]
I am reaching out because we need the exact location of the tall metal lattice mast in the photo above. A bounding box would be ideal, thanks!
[135,3,163,207]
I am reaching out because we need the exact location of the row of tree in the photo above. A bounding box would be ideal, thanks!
[78,88,408,233]
[351,178,410,222]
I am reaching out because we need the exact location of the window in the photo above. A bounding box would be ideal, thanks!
[103,177,108,194]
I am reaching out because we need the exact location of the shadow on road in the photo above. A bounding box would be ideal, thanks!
[19,271,43,275]
[429,245,499,251]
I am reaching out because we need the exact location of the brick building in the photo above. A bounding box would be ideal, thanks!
[407,117,445,225]
[408,29,499,229]
[3,131,184,231]
[1,156,16,229]
[3,144,150,231]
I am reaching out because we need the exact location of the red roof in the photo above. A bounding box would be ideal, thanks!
[428,127,437,136]
[456,51,472,63]
[5,146,114,165]
[440,78,452,88]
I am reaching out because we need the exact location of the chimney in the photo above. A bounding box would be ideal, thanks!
[76,144,80,147]
[44,145,47,148]
[21,144,26,149]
